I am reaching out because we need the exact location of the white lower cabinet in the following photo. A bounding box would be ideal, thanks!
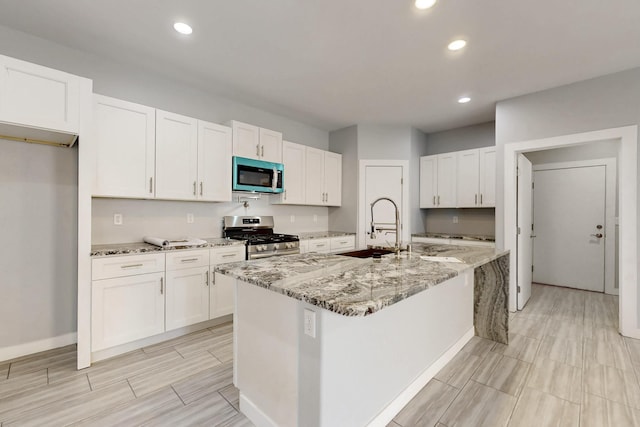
[330,235,356,252]
[165,266,210,331]
[307,238,331,254]
[210,245,245,319]
[91,265,165,352]
[301,236,356,254]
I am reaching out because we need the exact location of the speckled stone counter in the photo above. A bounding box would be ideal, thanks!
[216,243,507,316]
[90,237,245,257]
[412,232,495,242]
[297,231,356,239]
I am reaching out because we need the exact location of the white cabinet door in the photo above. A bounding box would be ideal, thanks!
[479,147,496,207]
[330,236,355,253]
[324,151,342,206]
[420,156,438,208]
[230,120,260,160]
[210,245,245,265]
[457,149,480,207]
[198,121,232,202]
[298,240,309,254]
[308,238,331,253]
[305,147,325,205]
[258,127,283,163]
[277,141,306,204]
[93,95,156,198]
[91,272,165,351]
[436,153,457,208]
[211,272,235,319]
[165,266,210,331]
[155,110,198,200]
[0,54,80,134]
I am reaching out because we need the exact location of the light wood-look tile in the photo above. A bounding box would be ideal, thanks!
[217,412,255,427]
[387,421,402,427]
[0,369,47,400]
[0,375,91,423]
[434,349,483,389]
[128,351,221,397]
[537,335,583,368]
[3,381,134,426]
[141,389,238,426]
[141,329,213,355]
[393,379,459,426]
[472,354,530,396]
[527,358,582,403]
[172,361,233,404]
[209,321,234,336]
[71,386,184,427]
[510,314,549,340]
[49,349,148,385]
[492,333,540,363]
[509,387,579,427]
[439,380,517,427]
[174,331,233,359]
[581,391,640,427]
[584,337,635,372]
[88,350,183,390]
[0,363,9,380]
[544,319,584,342]
[210,339,234,363]
[219,384,240,411]
[624,336,640,366]
[5,345,76,378]
[583,363,640,410]
[460,336,496,358]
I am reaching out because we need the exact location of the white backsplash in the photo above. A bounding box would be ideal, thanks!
[92,196,330,244]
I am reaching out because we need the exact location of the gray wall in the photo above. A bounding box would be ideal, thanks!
[0,24,331,349]
[422,122,496,236]
[524,139,619,165]
[328,126,358,233]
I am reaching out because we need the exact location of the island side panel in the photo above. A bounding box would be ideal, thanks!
[474,253,510,344]
[235,281,300,427]
[307,270,474,427]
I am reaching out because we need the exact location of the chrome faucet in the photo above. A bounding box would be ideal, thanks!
[370,197,401,254]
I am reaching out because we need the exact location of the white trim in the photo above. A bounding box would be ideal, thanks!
[357,160,411,249]
[532,158,617,295]
[239,392,280,427]
[0,333,77,363]
[366,327,474,427]
[503,126,638,338]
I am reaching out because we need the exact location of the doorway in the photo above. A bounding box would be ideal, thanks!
[503,125,638,338]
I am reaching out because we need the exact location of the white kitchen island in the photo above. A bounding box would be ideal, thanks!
[215,246,508,427]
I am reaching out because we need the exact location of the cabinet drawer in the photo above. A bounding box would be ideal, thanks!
[307,238,331,253]
[330,236,355,252]
[166,249,209,270]
[92,253,165,280]
[211,246,246,265]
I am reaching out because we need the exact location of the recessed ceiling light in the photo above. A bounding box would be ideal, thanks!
[458,96,471,104]
[415,0,437,10]
[173,22,193,35]
[448,39,467,51]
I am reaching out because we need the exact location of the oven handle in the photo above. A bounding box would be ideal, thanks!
[248,248,300,260]
[272,168,278,191]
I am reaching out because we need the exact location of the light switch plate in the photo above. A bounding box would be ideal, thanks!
[113,213,123,225]
[187,213,194,224]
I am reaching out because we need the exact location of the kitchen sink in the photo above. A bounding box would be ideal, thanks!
[337,248,395,258]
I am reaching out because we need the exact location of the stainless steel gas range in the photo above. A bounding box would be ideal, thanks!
[223,216,300,260]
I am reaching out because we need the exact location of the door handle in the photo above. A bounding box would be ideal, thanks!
[590,233,604,238]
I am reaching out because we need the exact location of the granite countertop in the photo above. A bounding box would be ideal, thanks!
[91,237,245,257]
[215,243,508,317]
[297,231,356,240]
[412,232,495,242]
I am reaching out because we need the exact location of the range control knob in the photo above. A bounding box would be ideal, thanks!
[273,243,280,250]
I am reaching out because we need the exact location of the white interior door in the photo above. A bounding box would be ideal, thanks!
[533,165,606,292]
[364,166,403,248]
[517,154,533,310]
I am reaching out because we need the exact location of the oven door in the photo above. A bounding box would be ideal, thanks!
[233,156,284,193]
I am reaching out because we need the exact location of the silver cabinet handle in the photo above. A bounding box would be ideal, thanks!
[160,277,163,294]
[433,195,436,205]
[205,270,209,286]
[261,145,264,157]
[149,177,153,193]
[200,182,203,196]
[256,143,260,157]
[437,195,440,205]
[193,181,196,196]
[475,194,478,205]
[222,253,237,258]
[284,190,287,200]
[121,263,143,269]
[480,194,483,204]
[180,258,198,263]
[316,244,326,247]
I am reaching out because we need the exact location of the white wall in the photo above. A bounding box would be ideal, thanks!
[328,125,358,233]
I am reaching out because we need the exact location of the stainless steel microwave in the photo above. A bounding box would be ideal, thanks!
[232,156,284,193]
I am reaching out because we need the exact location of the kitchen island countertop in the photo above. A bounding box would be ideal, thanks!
[296,230,356,239]
[90,237,245,257]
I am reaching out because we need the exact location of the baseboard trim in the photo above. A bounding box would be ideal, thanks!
[366,327,475,427]
[0,332,77,363]
[239,392,280,427]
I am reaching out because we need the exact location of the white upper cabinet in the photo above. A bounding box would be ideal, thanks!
[479,147,496,207]
[324,151,342,206]
[228,120,282,163]
[93,95,156,198]
[420,146,495,209]
[0,54,80,140]
[197,121,232,202]
[276,141,306,204]
[305,147,326,206]
[155,110,199,200]
[456,149,480,207]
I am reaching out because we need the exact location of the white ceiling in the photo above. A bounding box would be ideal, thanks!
[0,0,639,133]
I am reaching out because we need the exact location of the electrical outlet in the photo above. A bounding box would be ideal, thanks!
[290,215,295,223]
[452,216,459,224]
[304,308,316,338]
[113,213,123,225]
[187,213,194,224]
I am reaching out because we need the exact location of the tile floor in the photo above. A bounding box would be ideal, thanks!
[1,283,637,426]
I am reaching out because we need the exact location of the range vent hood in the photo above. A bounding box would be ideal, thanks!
[0,121,78,148]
